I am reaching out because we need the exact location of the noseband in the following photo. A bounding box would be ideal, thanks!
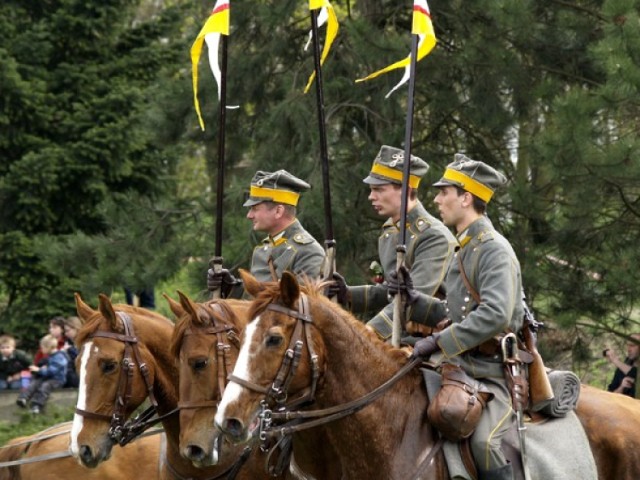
[177,302,240,411]
[228,294,320,409]
[74,312,158,445]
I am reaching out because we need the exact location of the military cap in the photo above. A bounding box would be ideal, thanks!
[363,145,429,189]
[243,170,311,207]
[433,153,507,203]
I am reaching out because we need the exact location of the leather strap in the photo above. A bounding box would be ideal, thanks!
[458,253,481,304]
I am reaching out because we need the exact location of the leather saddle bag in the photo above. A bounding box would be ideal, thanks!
[427,363,494,442]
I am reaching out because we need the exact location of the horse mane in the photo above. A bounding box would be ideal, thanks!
[248,277,408,364]
[75,303,173,347]
[169,300,243,359]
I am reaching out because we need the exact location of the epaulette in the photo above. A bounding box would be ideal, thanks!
[292,232,314,245]
[476,230,495,243]
[414,217,431,232]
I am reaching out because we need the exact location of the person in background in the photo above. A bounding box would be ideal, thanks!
[0,335,32,390]
[33,316,67,365]
[605,333,640,397]
[207,170,325,297]
[62,316,81,388]
[16,334,69,414]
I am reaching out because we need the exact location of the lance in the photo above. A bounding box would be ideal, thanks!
[392,33,420,347]
[309,8,336,283]
[208,33,229,299]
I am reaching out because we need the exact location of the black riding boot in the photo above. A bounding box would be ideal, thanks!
[478,464,514,480]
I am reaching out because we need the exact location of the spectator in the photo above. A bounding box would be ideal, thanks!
[62,316,81,388]
[0,335,32,390]
[605,333,640,397]
[33,316,67,365]
[16,334,69,414]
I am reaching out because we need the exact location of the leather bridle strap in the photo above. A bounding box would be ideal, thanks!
[177,303,239,410]
[227,294,319,408]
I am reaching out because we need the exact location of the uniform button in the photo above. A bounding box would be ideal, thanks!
[445,307,450,313]
[263,246,268,251]
[461,306,466,312]
[411,235,415,239]
[385,233,389,238]
[464,296,470,302]
[287,246,292,250]
[461,315,466,320]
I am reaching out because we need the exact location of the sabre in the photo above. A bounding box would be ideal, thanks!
[501,333,531,480]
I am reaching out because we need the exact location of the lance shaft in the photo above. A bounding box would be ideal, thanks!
[310,9,336,279]
[392,34,419,347]
[210,34,229,299]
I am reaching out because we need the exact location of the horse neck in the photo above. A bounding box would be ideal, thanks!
[306,300,437,477]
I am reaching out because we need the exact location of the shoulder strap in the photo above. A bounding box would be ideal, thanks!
[458,253,481,304]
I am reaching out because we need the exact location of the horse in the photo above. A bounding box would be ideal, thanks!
[0,422,163,480]
[69,293,257,479]
[214,270,640,480]
[166,292,342,479]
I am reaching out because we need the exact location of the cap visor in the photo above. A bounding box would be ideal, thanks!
[243,197,266,207]
[363,174,394,186]
[432,179,457,188]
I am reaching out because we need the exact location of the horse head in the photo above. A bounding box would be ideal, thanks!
[167,291,248,468]
[70,293,175,468]
[215,270,328,445]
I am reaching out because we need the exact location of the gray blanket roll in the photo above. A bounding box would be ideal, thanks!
[536,370,581,417]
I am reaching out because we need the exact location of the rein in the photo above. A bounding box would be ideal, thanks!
[74,312,162,446]
[262,356,423,437]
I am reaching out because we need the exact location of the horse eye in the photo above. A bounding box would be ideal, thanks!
[101,361,118,374]
[266,335,283,348]
[191,358,208,372]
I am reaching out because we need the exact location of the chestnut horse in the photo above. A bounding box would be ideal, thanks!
[69,294,270,479]
[215,271,640,480]
[166,292,343,479]
[0,422,163,480]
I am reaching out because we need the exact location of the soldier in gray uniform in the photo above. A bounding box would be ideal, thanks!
[207,170,325,296]
[396,154,523,480]
[329,145,457,343]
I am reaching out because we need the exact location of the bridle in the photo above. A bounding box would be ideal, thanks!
[74,312,159,445]
[227,294,321,411]
[177,302,240,411]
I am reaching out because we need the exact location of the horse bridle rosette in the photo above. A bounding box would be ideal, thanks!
[74,312,158,445]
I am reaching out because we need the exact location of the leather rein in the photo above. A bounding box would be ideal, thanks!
[74,312,164,446]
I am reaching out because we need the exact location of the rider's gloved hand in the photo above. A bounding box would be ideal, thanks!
[411,334,441,360]
[207,268,240,298]
[326,272,350,306]
[387,265,420,305]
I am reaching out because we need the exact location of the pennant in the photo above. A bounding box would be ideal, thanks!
[191,0,230,131]
[356,0,436,98]
[303,0,339,94]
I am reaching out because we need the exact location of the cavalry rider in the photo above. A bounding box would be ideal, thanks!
[329,145,457,343]
[395,154,523,480]
[208,169,325,297]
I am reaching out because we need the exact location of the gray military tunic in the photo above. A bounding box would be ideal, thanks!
[250,219,325,282]
[349,201,457,340]
[408,216,524,472]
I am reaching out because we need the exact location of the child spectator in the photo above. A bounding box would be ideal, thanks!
[62,316,81,388]
[0,335,32,390]
[33,316,67,366]
[16,334,69,414]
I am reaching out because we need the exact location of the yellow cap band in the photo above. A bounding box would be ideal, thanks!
[370,164,421,189]
[249,186,300,206]
[442,169,494,203]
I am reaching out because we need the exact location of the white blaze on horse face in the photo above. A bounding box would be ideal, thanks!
[70,341,95,455]
[215,316,260,425]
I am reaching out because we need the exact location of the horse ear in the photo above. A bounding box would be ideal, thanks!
[163,293,184,318]
[75,293,96,323]
[98,294,119,330]
[280,271,300,308]
[177,291,202,325]
[239,269,261,297]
